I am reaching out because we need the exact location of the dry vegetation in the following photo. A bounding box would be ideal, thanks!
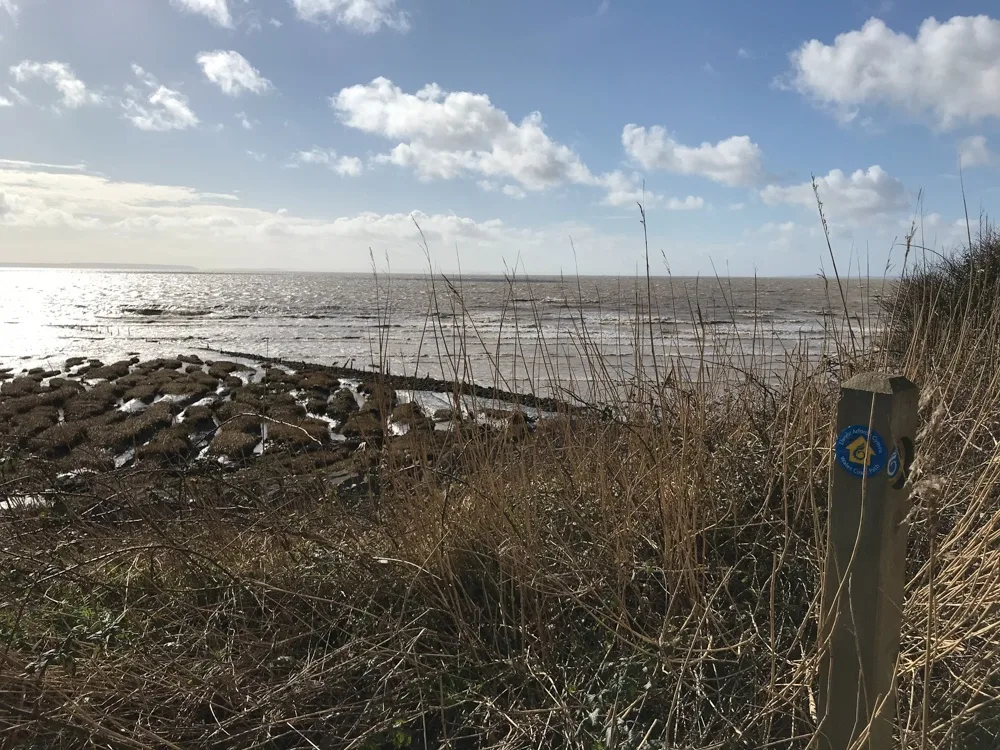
[2,222,1000,749]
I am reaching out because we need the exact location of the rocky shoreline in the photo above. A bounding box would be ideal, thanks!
[213,348,575,413]
[0,352,555,510]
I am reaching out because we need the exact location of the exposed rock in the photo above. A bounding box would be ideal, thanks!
[265,419,329,451]
[62,383,127,422]
[359,382,397,414]
[87,360,133,381]
[138,426,192,462]
[182,405,216,432]
[207,361,245,379]
[342,411,383,439]
[306,397,328,416]
[391,402,432,430]
[210,428,260,460]
[327,388,360,421]
[123,384,158,404]
[298,371,340,394]
[1,377,43,397]
[91,402,177,452]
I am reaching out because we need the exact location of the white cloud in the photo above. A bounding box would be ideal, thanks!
[959,135,993,168]
[290,0,409,33]
[621,124,764,186]
[334,155,363,176]
[246,151,266,162]
[666,195,705,211]
[702,62,717,75]
[728,202,746,210]
[289,147,363,176]
[170,0,232,28]
[236,111,258,130]
[197,51,273,96]
[600,170,662,207]
[0,96,12,108]
[912,212,971,250]
[0,158,87,171]
[0,163,573,271]
[122,65,199,132]
[597,0,610,15]
[269,17,282,27]
[783,15,1000,130]
[1,0,17,20]
[737,47,753,59]
[10,61,104,109]
[7,86,29,105]
[760,165,909,223]
[502,184,526,199]
[336,77,596,192]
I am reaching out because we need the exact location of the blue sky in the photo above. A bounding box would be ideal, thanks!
[0,0,997,274]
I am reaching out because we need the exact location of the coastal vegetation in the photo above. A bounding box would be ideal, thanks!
[2,222,1000,748]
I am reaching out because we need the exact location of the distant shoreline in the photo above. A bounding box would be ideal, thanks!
[0,262,199,271]
[0,263,841,279]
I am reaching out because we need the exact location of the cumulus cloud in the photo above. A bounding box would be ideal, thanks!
[170,0,232,28]
[0,96,12,108]
[783,15,1000,129]
[1,0,18,20]
[10,60,104,109]
[290,0,409,33]
[621,124,764,186]
[197,51,273,96]
[335,77,595,192]
[959,135,994,168]
[289,147,364,176]
[246,151,267,162]
[600,170,659,207]
[122,65,199,132]
[760,166,909,223]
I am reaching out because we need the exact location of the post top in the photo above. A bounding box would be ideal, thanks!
[842,372,917,394]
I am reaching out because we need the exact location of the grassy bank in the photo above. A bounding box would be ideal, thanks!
[3,229,1000,748]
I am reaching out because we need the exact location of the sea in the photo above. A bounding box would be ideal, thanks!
[0,269,883,396]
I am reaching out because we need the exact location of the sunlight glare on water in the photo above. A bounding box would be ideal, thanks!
[0,268,882,392]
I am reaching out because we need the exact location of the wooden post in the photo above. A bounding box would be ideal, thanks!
[818,373,918,750]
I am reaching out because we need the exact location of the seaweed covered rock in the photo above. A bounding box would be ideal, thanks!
[391,401,432,431]
[342,411,383,440]
[87,360,133,381]
[327,389,360,422]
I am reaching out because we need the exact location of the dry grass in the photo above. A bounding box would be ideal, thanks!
[3,221,1000,749]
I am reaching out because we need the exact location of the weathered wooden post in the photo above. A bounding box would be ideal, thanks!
[818,373,918,750]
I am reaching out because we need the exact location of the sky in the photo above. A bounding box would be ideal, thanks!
[0,0,998,275]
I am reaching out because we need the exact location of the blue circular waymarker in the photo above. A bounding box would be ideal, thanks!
[887,448,901,480]
[835,425,888,478]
